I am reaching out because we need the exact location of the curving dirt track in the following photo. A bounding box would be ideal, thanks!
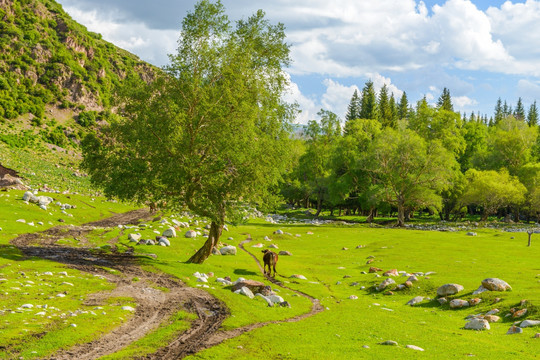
[10,210,323,359]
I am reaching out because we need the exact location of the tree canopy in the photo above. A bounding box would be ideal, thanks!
[82,0,295,263]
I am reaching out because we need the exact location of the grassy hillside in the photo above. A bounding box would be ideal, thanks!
[0,0,158,193]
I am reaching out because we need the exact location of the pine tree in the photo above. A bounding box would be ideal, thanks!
[345,89,361,122]
[503,100,510,118]
[527,101,539,126]
[514,97,525,120]
[360,80,378,120]
[494,97,503,124]
[378,84,393,127]
[437,87,453,111]
[389,93,397,127]
[398,92,409,120]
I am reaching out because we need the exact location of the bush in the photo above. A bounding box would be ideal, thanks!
[78,110,97,127]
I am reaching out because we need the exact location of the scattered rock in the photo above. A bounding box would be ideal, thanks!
[349,295,358,300]
[274,229,284,235]
[376,278,395,291]
[21,304,33,309]
[251,243,264,248]
[236,286,254,299]
[534,333,540,338]
[121,306,135,312]
[520,320,540,328]
[383,269,399,277]
[483,315,500,323]
[450,299,469,309]
[407,296,424,306]
[464,318,490,330]
[162,227,177,238]
[513,309,528,318]
[407,275,419,282]
[212,247,221,255]
[342,247,348,250]
[380,340,398,346]
[232,280,268,294]
[216,278,232,285]
[473,285,489,295]
[128,233,142,242]
[469,298,482,306]
[485,309,499,315]
[506,325,523,335]
[481,278,511,291]
[268,244,278,249]
[404,281,413,288]
[290,274,307,280]
[279,251,292,256]
[158,237,170,246]
[437,283,464,297]
[185,230,197,238]
[406,345,424,351]
[467,232,477,236]
[220,245,237,255]
[369,267,382,273]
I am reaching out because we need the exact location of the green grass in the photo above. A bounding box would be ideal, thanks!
[0,189,139,359]
[1,189,539,359]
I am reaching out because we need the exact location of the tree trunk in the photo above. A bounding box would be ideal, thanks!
[187,220,223,264]
[338,206,342,217]
[366,207,375,223]
[396,202,405,227]
[528,231,532,247]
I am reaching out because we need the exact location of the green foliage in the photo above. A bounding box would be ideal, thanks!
[365,125,458,226]
[82,0,295,263]
[461,169,526,220]
[77,110,97,127]
[43,125,68,147]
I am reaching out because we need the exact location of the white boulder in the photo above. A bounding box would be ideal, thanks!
[220,245,237,255]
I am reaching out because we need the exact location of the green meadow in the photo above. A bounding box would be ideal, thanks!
[0,189,539,359]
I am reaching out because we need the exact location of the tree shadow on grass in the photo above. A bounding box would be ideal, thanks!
[233,268,258,276]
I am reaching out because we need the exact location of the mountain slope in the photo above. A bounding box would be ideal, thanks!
[0,0,156,193]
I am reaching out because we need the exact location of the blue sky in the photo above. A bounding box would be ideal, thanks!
[56,0,540,123]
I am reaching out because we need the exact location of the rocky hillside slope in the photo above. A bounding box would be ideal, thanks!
[0,0,158,193]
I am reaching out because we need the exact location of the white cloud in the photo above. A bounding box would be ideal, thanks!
[283,75,318,125]
[63,6,178,66]
[453,95,478,109]
[320,79,359,119]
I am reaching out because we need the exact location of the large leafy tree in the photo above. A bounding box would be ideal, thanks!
[461,169,526,221]
[82,0,295,263]
[365,125,457,226]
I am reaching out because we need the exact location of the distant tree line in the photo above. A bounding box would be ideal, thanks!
[281,83,540,226]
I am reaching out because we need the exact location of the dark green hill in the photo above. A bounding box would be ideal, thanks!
[0,0,155,193]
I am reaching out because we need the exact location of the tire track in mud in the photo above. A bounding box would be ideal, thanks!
[10,211,323,359]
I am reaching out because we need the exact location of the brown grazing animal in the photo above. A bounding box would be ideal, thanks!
[262,249,278,277]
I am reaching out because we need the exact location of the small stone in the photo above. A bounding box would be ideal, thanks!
[383,269,398,277]
[438,297,448,305]
[158,237,170,246]
[407,296,424,306]
[506,325,523,334]
[450,299,469,309]
[520,320,540,328]
[483,315,500,323]
[464,318,490,330]
[485,309,499,316]
[121,306,135,311]
[237,286,254,299]
[268,244,278,249]
[469,298,482,306]
[376,278,395,291]
[220,245,237,255]
[362,345,370,349]
[290,274,307,280]
[481,278,511,291]
[369,267,382,273]
[70,323,77,328]
[342,247,348,250]
[349,295,358,300]
[407,275,419,282]
[162,227,177,238]
[404,281,413,288]
[279,251,292,256]
[406,345,424,351]
[513,309,528,318]
[274,229,284,235]
[21,304,33,309]
[251,243,264,248]
[437,283,464,297]
[128,233,141,242]
[467,232,477,236]
[185,230,197,238]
